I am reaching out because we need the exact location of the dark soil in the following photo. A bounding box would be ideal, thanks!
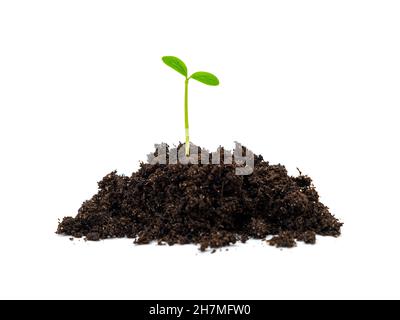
[57,144,342,251]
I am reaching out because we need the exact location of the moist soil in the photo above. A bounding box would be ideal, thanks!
[57,144,342,251]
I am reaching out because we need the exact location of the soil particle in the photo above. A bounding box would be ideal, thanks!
[86,232,100,241]
[57,144,342,251]
[268,232,297,248]
[296,231,317,244]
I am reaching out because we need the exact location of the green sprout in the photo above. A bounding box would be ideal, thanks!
[162,56,219,156]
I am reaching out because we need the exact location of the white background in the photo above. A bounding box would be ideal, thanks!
[1,0,399,300]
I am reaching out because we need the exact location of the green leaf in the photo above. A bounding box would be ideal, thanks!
[189,71,219,86]
[162,56,188,77]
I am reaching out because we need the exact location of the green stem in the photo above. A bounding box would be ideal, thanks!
[184,78,189,156]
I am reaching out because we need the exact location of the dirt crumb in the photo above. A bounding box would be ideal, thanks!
[268,232,297,248]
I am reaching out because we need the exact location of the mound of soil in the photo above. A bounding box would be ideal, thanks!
[57,144,342,251]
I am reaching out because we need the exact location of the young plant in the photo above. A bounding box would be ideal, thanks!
[162,56,219,156]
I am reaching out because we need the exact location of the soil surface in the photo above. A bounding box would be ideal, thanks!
[57,144,342,251]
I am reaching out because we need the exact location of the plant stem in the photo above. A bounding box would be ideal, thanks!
[184,78,189,156]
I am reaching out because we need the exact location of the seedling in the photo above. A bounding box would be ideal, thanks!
[162,56,219,156]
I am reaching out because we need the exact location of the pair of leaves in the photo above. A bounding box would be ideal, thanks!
[162,56,219,86]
